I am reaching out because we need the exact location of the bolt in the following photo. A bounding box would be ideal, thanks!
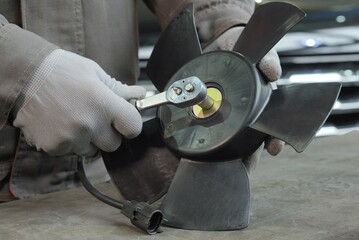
[184,83,195,93]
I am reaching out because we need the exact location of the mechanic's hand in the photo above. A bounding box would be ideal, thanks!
[12,49,146,157]
[204,26,285,172]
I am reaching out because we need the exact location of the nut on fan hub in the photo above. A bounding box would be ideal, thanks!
[192,86,222,118]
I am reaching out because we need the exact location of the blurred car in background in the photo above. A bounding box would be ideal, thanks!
[137,0,359,137]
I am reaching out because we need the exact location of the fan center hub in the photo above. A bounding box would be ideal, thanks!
[192,87,222,119]
[158,51,271,161]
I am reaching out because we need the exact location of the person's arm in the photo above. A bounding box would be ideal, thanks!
[0,14,146,156]
[143,0,255,46]
[0,14,57,128]
[0,14,7,26]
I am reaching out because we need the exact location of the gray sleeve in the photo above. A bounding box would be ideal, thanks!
[0,14,9,28]
[144,0,255,46]
[0,16,58,128]
[193,0,255,46]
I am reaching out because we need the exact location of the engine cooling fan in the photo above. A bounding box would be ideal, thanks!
[102,2,341,231]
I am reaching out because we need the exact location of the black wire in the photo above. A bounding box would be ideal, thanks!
[77,156,124,209]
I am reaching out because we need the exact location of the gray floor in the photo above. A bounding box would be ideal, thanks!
[1,132,358,240]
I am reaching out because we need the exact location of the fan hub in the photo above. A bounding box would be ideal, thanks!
[192,87,222,118]
[158,51,272,161]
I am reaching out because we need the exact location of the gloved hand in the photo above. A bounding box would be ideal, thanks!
[12,49,146,157]
[204,26,285,172]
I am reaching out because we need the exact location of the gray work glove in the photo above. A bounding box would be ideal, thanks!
[12,49,146,157]
[204,27,285,172]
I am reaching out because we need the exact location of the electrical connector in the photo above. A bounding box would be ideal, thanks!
[121,201,163,235]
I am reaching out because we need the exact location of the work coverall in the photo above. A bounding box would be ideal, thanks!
[0,0,254,201]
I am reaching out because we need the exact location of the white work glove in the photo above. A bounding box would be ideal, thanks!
[204,27,285,172]
[12,49,146,157]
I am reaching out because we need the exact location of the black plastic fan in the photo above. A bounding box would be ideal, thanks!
[102,2,341,231]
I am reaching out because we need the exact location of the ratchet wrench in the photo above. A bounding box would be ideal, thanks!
[133,76,212,111]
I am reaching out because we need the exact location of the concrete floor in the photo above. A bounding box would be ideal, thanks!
[0,132,358,240]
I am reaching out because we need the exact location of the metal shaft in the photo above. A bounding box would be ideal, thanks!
[197,95,214,110]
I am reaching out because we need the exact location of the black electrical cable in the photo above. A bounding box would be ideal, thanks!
[77,156,124,209]
[77,156,163,235]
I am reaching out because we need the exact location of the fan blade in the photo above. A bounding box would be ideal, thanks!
[146,3,202,91]
[101,118,179,203]
[250,83,341,152]
[159,158,250,230]
[233,2,305,64]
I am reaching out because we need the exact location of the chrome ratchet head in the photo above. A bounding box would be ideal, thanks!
[134,76,208,111]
